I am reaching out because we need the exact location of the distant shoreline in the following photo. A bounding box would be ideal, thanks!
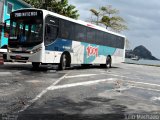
[124,58,160,67]
[124,62,160,67]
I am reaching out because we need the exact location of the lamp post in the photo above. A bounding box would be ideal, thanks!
[0,0,5,23]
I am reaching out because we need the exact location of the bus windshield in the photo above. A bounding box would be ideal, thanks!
[9,19,43,47]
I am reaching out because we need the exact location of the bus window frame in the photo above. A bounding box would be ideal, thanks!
[44,15,59,46]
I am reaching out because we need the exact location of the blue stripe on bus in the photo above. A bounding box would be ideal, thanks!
[45,38,72,51]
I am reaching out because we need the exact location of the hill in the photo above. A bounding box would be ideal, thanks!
[125,45,159,60]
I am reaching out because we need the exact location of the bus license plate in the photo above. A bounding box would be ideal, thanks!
[15,55,21,59]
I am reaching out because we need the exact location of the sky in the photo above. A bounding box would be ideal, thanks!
[69,0,160,59]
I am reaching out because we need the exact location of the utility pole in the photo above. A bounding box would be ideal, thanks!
[0,0,5,23]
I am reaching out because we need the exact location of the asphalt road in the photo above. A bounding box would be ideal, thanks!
[0,63,160,120]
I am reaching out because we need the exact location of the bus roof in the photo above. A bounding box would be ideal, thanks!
[13,8,126,38]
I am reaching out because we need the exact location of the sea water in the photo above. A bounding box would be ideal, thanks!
[125,58,160,66]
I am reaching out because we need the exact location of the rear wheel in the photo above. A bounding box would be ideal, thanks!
[32,62,40,69]
[106,55,112,68]
[59,54,67,70]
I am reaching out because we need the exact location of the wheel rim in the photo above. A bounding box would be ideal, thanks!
[106,56,111,66]
[62,54,66,70]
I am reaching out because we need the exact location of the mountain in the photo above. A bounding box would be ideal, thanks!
[125,45,159,60]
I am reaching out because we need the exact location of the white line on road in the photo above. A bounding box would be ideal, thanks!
[48,77,160,92]
[103,73,160,87]
[107,73,160,91]
[42,72,160,93]
[134,86,160,92]
[48,78,116,90]
[128,80,160,87]
[18,72,70,113]
[18,72,160,113]
[0,72,12,76]
[65,74,97,78]
[151,97,160,101]
[105,73,143,80]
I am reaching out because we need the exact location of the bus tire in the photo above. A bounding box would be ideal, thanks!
[106,55,112,68]
[32,62,40,69]
[59,54,67,70]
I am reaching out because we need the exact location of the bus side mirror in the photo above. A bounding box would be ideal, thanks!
[4,22,6,31]
[4,19,10,32]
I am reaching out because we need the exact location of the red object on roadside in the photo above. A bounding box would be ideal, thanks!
[0,53,4,65]
[4,32,9,38]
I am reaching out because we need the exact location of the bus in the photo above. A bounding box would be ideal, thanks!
[6,8,126,70]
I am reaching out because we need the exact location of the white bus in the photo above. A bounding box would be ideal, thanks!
[6,8,126,70]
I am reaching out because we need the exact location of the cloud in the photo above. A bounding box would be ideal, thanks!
[69,0,160,59]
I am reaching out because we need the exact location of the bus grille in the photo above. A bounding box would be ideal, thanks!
[11,51,31,54]
[10,56,29,60]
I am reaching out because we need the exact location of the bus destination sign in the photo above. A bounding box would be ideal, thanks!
[14,11,38,17]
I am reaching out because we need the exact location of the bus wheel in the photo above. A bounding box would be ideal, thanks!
[59,54,67,70]
[106,55,112,68]
[32,62,40,69]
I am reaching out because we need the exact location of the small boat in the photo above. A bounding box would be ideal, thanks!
[131,56,140,61]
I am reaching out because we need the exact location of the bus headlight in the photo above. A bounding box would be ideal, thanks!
[7,49,11,53]
[30,51,33,54]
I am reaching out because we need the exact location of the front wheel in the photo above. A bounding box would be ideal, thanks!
[58,54,67,70]
[32,62,40,69]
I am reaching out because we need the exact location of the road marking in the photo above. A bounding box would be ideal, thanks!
[99,72,160,92]
[18,72,70,113]
[128,80,160,87]
[48,78,116,90]
[151,97,160,101]
[18,71,160,112]
[65,73,138,79]
[134,86,160,92]
[0,83,10,86]
[26,80,43,83]
[104,73,160,88]
[49,73,160,92]
[0,72,12,76]
[65,74,97,78]
[106,73,142,80]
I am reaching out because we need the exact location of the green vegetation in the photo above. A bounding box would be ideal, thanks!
[23,0,79,19]
[23,1,127,32]
[89,5,128,32]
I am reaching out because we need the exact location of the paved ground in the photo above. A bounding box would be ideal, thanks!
[0,63,160,120]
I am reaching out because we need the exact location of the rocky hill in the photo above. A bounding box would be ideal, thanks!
[125,45,159,60]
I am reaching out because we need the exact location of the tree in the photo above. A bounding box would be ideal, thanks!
[23,0,79,19]
[89,5,127,32]
[23,0,41,8]
[90,9,100,25]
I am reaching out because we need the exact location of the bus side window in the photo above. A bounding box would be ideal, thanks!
[44,24,58,46]
[46,25,51,34]
[44,16,59,46]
